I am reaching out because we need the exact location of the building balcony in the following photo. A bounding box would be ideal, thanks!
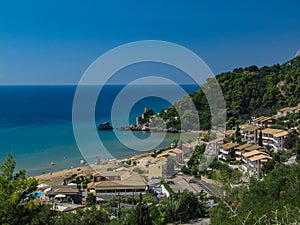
[220,149,229,155]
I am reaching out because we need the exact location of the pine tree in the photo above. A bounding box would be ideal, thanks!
[258,128,263,147]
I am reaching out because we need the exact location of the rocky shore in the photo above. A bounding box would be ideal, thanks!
[117,124,180,133]
[97,108,181,133]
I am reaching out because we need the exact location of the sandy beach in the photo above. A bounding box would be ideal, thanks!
[34,165,95,186]
[34,151,153,186]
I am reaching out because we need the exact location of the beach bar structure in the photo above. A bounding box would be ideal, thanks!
[88,180,146,197]
[88,170,147,201]
[45,184,82,204]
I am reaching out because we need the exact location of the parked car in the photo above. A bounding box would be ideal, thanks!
[167,180,175,185]
[188,179,197,183]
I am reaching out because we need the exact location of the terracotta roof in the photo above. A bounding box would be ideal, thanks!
[249,154,272,162]
[225,130,235,136]
[208,137,224,143]
[262,128,286,135]
[242,125,260,132]
[291,106,300,111]
[273,131,288,138]
[245,145,265,151]
[243,150,268,158]
[235,143,252,150]
[88,180,146,190]
[222,143,240,150]
[93,170,130,180]
[240,123,250,129]
[54,188,79,194]
[253,116,273,123]
[279,107,291,112]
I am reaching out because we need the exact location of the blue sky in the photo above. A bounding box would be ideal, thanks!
[0,0,299,84]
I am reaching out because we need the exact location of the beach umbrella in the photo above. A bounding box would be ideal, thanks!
[37,184,48,188]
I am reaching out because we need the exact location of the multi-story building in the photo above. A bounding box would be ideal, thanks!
[277,104,300,117]
[241,125,260,144]
[88,171,146,200]
[242,150,272,175]
[241,124,287,152]
[234,143,252,161]
[251,116,276,128]
[170,148,184,164]
[219,142,240,159]
[148,157,176,178]
[207,137,224,156]
[291,105,300,114]
[261,128,288,151]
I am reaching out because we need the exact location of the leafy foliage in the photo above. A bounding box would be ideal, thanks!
[211,163,300,225]
[160,56,300,130]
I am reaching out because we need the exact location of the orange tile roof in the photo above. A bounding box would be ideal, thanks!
[243,150,268,158]
[245,145,266,151]
[253,116,273,123]
[242,125,260,132]
[291,106,300,111]
[235,143,252,150]
[222,142,240,150]
[262,128,286,135]
[279,107,291,112]
[249,154,272,162]
[273,131,288,138]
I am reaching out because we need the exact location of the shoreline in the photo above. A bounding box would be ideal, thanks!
[34,147,160,186]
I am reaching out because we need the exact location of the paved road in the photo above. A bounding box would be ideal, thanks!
[169,175,223,198]
[171,176,198,194]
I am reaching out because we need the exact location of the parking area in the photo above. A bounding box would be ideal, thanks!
[169,176,200,194]
[167,175,223,198]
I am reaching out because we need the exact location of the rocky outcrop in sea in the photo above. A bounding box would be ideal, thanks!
[98,122,113,130]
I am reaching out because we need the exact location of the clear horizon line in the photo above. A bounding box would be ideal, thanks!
[0,83,200,86]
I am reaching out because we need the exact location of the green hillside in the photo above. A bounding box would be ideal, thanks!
[159,56,300,130]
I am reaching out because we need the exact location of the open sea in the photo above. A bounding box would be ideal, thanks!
[0,85,198,176]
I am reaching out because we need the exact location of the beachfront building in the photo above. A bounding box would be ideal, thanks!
[251,116,276,128]
[242,150,272,175]
[92,171,131,182]
[241,125,260,144]
[148,158,168,179]
[88,171,147,201]
[45,184,82,204]
[261,128,288,151]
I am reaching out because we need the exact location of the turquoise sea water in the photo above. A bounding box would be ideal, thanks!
[0,85,198,176]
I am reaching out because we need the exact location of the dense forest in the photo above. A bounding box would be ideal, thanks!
[159,56,300,130]
[211,162,300,225]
